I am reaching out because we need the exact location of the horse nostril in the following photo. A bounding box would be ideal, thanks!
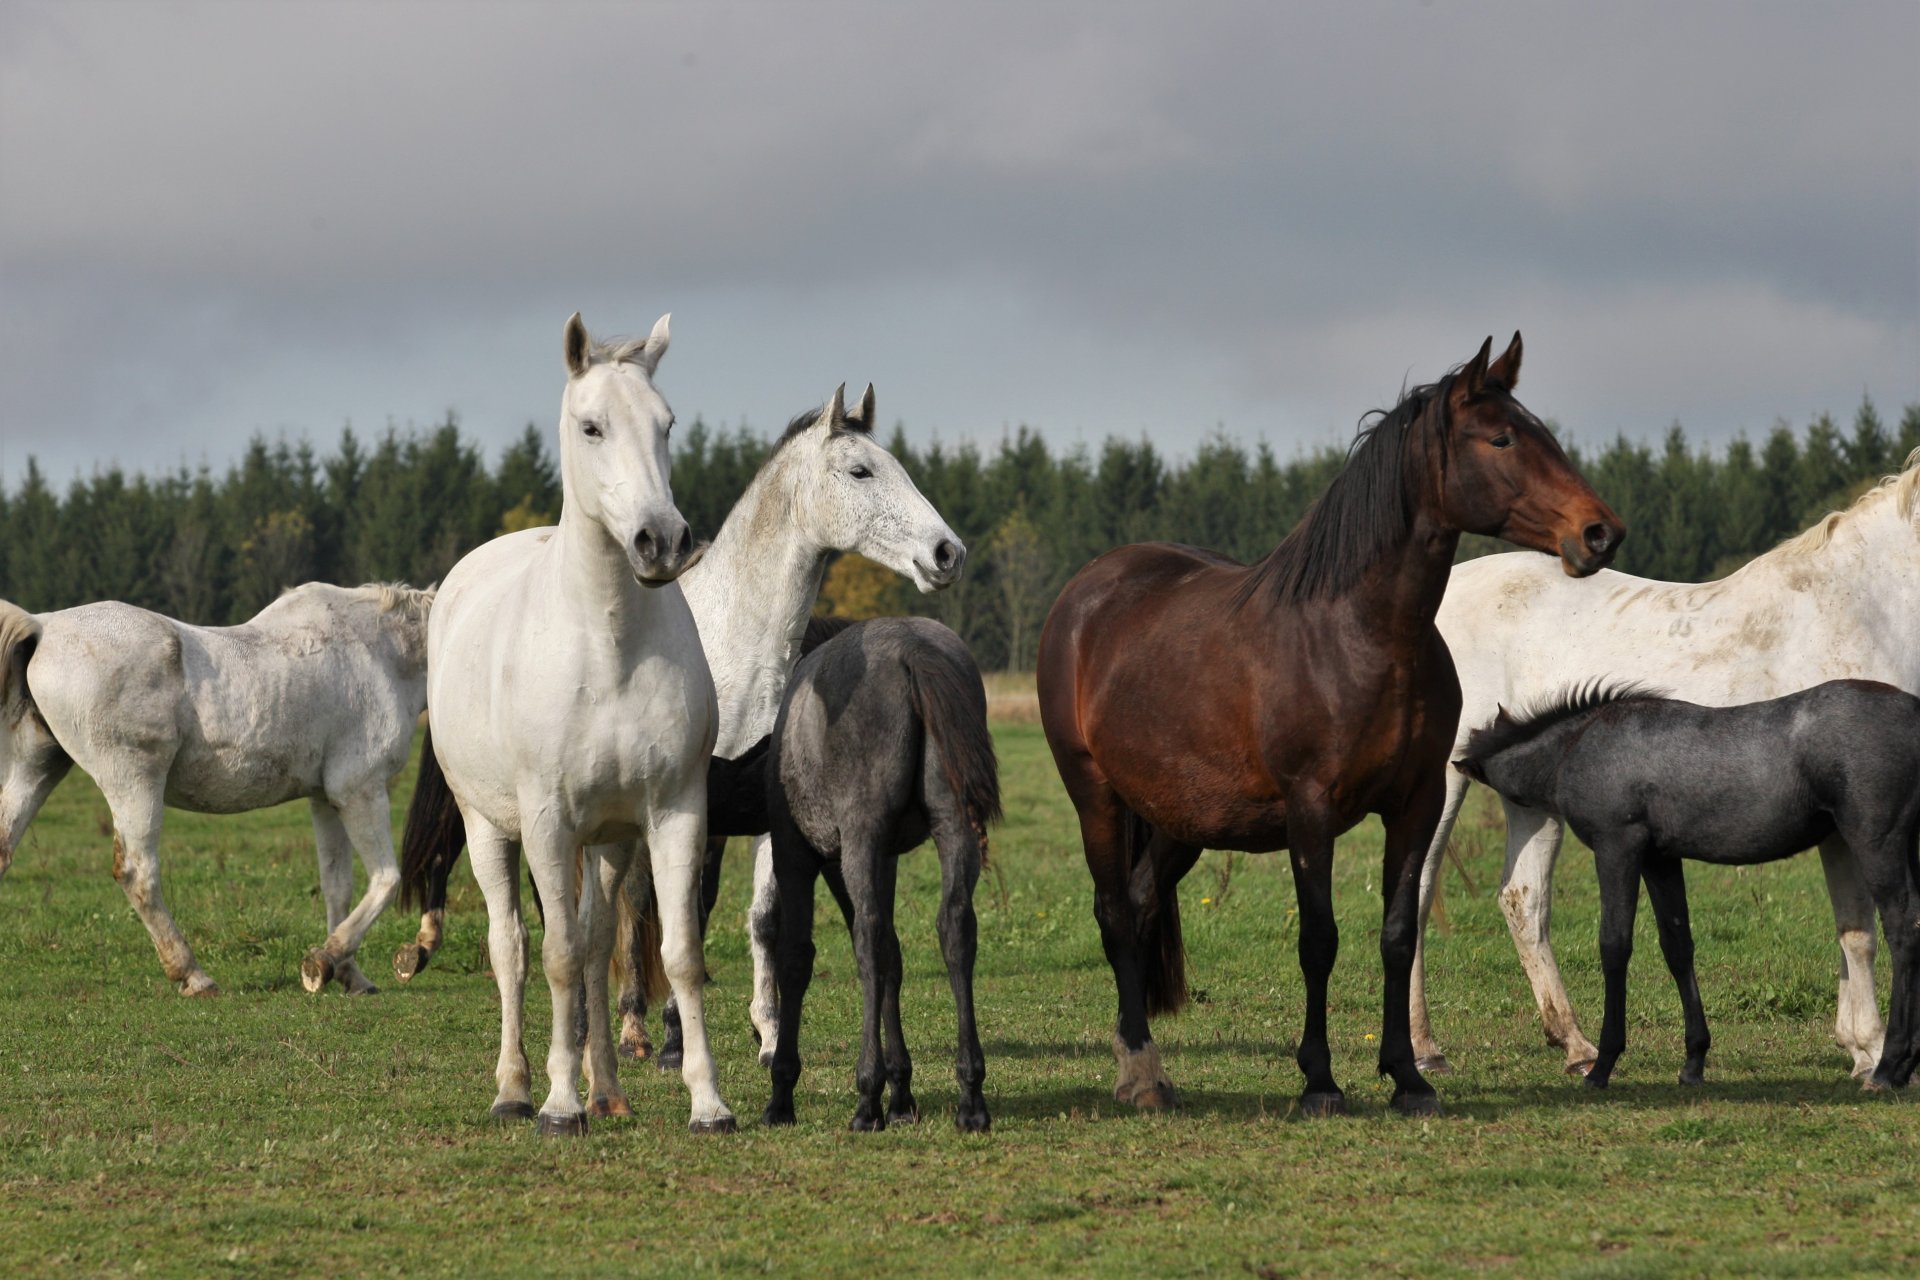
[635,529,657,561]
[934,540,956,572]
[1583,523,1613,555]
[675,525,693,558]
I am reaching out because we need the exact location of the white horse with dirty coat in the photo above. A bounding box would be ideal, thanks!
[1413,454,1920,1078]
[0,583,432,995]
[424,312,733,1134]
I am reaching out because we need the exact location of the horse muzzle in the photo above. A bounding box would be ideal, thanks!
[1558,516,1625,577]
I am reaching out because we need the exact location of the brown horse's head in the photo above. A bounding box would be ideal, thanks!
[1437,333,1624,576]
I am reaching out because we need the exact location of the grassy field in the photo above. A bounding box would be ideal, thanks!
[2,722,1916,1277]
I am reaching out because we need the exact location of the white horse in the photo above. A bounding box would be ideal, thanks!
[422,311,732,1134]
[667,382,962,1059]
[1411,453,1920,1078]
[391,384,966,1069]
[0,582,433,995]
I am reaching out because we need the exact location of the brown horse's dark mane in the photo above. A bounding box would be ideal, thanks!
[1461,680,1670,765]
[1232,371,1458,609]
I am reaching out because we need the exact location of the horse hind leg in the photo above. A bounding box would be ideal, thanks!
[876,861,918,1126]
[929,798,989,1132]
[303,791,401,995]
[103,780,216,996]
[1818,837,1886,1078]
[1640,857,1710,1085]
[1851,826,1920,1091]
[468,818,533,1121]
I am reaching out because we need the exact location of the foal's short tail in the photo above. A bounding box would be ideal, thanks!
[0,601,43,721]
[904,647,1002,867]
[399,726,466,912]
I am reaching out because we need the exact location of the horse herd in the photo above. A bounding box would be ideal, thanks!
[1,316,1915,1136]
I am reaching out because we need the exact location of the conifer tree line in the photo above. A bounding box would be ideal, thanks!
[3,396,1915,670]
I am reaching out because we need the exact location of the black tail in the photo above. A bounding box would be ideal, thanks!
[1121,810,1188,1018]
[399,726,467,911]
[903,645,1002,868]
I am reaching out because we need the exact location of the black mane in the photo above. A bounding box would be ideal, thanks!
[1234,372,1455,607]
[1461,680,1671,765]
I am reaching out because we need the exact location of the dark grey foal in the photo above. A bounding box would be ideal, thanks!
[1456,678,1920,1092]
[715,616,1000,1131]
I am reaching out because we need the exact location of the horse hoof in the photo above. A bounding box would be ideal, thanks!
[617,1033,651,1062]
[1565,1058,1597,1078]
[1860,1075,1894,1094]
[849,1112,886,1132]
[1299,1091,1347,1118]
[1392,1092,1443,1118]
[954,1105,991,1134]
[588,1096,632,1118]
[757,1048,775,1071]
[180,975,220,998]
[537,1112,589,1138]
[655,1047,684,1072]
[887,1104,921,1126]
[1582,1073,1610,1090]
[761,1106,795,1128]
[689,1114,738,1135]
[490,1101,535,1122]
[392,944,432,982]
[299,950,335,994]
[1415,1054,1454,1076]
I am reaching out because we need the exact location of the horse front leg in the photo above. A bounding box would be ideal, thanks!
[302,789,401,996]
[522,821,590,1136]
[1818,838,1886,1078]
[103,779,217,997]
[762,824,819,1127]
[1585,841,1643,1090]
[841,840,893,1131]
[650,806,737,1133]
[582,841,634,1118]
[467,816,532,1120]
[1287,798,1345,1116]
[1639,856,1709,1085]
[657,834,726,1070]
[1410,765,1471,1073]
[1498,801,1598,1073]
[1379,781,1445,1116]
[745,832,783,1067]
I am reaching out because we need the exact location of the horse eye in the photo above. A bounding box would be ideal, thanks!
[850,465,873,480]
[582,421,603,439]
[1491,433,1513,449]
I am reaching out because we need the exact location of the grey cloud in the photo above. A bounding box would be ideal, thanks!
[1,1,1914,486]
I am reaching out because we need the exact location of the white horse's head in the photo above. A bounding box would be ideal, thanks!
[558,312,695,586]
[785,384,965,592]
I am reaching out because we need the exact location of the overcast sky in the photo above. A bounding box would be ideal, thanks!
[2,0,1915,489]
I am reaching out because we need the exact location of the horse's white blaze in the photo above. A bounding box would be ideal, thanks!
[1416,455,1920,1074]
[427,315,730,1128]
[672,384,962,1050]
[0,585,431,994]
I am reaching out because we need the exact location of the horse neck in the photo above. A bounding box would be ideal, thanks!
[1479,721,1579,812]
[550,503,658,641]
[686,452,830,688]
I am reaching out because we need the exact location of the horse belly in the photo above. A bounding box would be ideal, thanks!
[164,739,318,813]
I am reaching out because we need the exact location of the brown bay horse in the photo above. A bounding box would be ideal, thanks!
[1035,334,1624,1117]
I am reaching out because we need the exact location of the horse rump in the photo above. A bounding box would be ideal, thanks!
[902,641,1002,866]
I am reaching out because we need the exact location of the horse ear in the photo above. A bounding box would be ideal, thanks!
[816,383,847,431]
[632,313,671,376]
[1493,703,1513,723]
[844,383,876,431]
[564,313,591,377]
[1460,335,1494,398]
[1488,331,1522,390]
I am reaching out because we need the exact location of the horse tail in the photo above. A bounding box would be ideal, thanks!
[0,600,43,722]
[399,725,466,911]
[632,878,670,1003]
[1122,810,1188,1018]
[903,638,1002,868]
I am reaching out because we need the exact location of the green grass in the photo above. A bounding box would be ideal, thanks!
[2,725,1916,1277]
